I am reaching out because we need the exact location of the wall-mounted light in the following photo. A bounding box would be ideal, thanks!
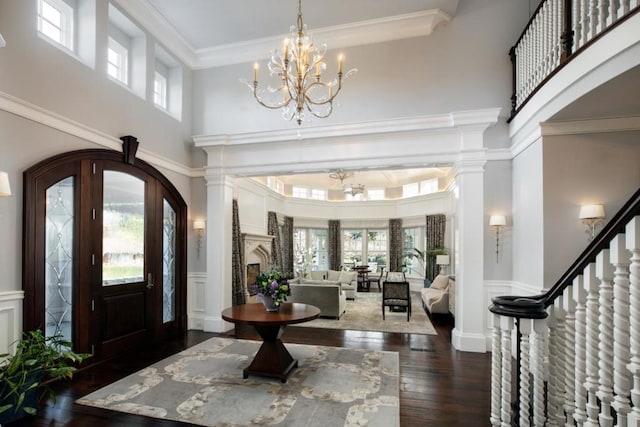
[0,33,6,48]
[436,255,450,275]
[579,204,605,241]
[193,219,206,258]
[489,215,506,263]
[0,171,12,197]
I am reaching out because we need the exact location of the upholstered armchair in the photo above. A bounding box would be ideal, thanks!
[382,280,411,321]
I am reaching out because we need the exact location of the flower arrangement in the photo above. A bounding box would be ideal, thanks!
[251,270,291,307]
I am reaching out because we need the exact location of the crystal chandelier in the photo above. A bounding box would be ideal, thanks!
[343,184,365,196]
[244,0,357,126]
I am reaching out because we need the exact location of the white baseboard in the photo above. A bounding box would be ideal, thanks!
[451,327,487,353]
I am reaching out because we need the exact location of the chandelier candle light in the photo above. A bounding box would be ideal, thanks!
[244,0,357,126]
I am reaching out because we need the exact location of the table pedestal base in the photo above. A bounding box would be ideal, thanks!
[243,324,298,383]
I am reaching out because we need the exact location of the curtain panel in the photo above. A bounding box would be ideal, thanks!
[328,220,341,271]
[425,214,446,281]
[388,218,403,272]
[231,199,246,306]
[267,211,283,272]
[282,216,294,276]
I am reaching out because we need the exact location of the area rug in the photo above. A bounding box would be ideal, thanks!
[77,337,400,426]
[296,291,437,335]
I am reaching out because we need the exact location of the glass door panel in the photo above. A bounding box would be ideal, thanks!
[102,171,145,286]
[162,198,176,323]
[45,177,74,341]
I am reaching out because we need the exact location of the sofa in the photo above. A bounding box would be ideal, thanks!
[288,278,346,318]
[307,269,358,299]
[421,274,455,315]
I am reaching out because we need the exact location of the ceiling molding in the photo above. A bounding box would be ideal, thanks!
[193,108,501,147]
[115,2,451,70]
[194,9,452,69]
[541,116,640,135]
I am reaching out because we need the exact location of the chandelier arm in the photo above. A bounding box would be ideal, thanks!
[253,84,293,110]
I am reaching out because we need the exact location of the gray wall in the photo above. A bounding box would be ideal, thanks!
[542,131,640,286]
[484,160,513,280]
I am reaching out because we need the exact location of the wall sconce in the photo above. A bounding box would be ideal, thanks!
[579,204,605,241]
[489,215,506,263]
[0,171,12,197]
[436,255,450,275]
[193,219,206,258]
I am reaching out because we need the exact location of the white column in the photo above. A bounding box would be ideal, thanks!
[452,157,486,352]
[202,159,235,332]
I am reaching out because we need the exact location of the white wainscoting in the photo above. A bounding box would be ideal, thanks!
[187,273,206,330]
[0,291,24,355]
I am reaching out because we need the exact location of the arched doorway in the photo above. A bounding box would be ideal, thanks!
[23,149,187,359]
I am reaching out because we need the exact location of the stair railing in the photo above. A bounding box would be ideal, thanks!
[489,186,640,425]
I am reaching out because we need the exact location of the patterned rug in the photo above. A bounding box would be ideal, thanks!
[77,337,400,426]
[296,291,437,335]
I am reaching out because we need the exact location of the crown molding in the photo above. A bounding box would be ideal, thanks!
[540,116,640,135]
[0,91,200,178]
[115,2,451,70]
[194,9,452,69]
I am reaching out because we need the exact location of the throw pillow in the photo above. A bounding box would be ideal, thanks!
[431,275,449,290]
[338,270,356,284]
[310,270,325,280]
[327,270,341,281]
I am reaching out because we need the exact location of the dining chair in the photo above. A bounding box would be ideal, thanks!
[367,266,385,291]
[382,280,411,321]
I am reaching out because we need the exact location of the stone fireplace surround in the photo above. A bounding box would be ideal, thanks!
[241,233,273,301]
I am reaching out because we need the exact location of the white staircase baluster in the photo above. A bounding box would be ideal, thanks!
[596,249,615,427]
[500,315,514,427]
[584,263,601,426]
[491,313,502,426]
[520,318,534,426]
[574,274,588,425]
[611,233,632,427]
[533,317,549,426]
[564,285,577,426]
[548,297,567,426]
[626,217,640,426]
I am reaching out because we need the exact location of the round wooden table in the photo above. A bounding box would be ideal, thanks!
[221,302,320,383]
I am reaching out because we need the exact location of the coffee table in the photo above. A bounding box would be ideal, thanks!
[221,302,320,382]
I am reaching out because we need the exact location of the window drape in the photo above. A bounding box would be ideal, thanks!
[388,218,403,272]
[231,199,246,306]
[328,220,341,271]
[425,214,446,280]
[282,216,294,276]
[267,211,283,271]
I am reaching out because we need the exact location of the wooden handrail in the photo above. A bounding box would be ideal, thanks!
[490,186,640,319]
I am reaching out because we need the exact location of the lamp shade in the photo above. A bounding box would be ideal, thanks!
[0,171,11,197]
[193,219,206,230]
[579,204,605,220]
[489,215,506,226]
[436,255,450,265]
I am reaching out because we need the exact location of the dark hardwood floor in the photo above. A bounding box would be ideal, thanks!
[16,313,491,427]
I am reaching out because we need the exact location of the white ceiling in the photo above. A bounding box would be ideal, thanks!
[144,0,459,50]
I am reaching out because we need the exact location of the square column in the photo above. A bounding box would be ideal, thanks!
[203,166,234,332]
[452,158,487,352]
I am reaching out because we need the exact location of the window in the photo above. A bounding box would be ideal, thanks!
[293,228,329,274]
[342,229,388,271]
[403,182,419,198]
[267,176,284,194]
[310,189,326,200]
[292,186,308,198]
[403,227,425,276]
[154,71,167,109]
[420,178,439,195]
[37,0,74,50]
[107,37,128,84]
[367,189,385,200]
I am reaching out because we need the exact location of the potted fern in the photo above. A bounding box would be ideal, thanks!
[0,330,90,425]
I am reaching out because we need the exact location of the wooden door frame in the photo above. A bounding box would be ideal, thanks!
[23,149,187,358]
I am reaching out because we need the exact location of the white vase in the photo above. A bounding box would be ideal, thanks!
[260,294,279,312]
